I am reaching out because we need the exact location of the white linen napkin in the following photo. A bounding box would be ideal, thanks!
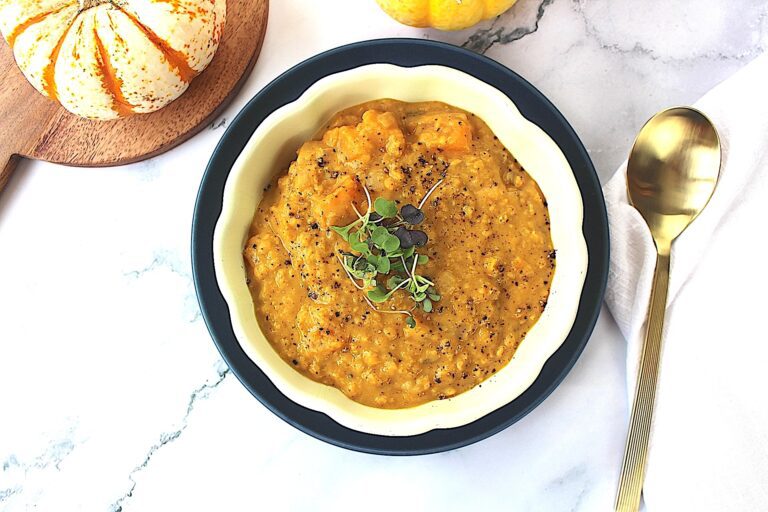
[604,53,768,511]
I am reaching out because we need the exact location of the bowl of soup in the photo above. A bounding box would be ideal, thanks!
[211,62,588,436]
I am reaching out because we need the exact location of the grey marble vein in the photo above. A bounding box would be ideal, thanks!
[122,251,203,323]
[123,251,190,281]
[545,466,589,511]
[1,438,76,472]
[573,1,767,63]
[110,364,230,512]
[462,0,555,54]
[210,117,227,130]
[1,434,76,504]
[2,454,18,472]
[0,487,20,503]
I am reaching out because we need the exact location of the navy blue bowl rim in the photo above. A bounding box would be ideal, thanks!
[192,38,609,456]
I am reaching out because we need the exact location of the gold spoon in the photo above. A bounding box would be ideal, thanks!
[615,107,721,511]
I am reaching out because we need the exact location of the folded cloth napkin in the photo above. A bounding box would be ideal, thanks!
[604,53,768,511]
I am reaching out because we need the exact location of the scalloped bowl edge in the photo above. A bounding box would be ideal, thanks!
[213,64,588,436]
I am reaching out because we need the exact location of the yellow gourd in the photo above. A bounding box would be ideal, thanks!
[0,0,226,120]
[376,0,517,31]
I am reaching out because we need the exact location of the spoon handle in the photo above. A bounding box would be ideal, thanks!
[615,250,671,511]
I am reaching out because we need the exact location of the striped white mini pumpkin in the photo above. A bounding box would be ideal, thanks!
[0,0,226,120]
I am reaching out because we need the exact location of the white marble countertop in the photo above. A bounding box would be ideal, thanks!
[1,1,765,510]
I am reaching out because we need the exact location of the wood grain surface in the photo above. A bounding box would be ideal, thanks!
[0,0,268,193]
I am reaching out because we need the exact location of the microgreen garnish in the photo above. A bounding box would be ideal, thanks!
[332,180,444,327]
[374,196,398,218]
[400,204,424,225]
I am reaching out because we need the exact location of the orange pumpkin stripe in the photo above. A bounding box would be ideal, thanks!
[113,5,197,83]
[6,2,74,47]
[93,24,134,117]
[41,12,78,100]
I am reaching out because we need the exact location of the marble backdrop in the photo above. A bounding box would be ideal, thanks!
[0,1,765,510]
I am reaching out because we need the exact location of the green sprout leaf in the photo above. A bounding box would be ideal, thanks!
[417,254,429,265]
[405,316,416,328]
[376,255,391,274]
[349,237,370,255]
[367,285,390,303]
[386,274,406,290]
[422,298,433,313]
[374,197,398,218]
[330,225,352,242]
[382,235,401,253]
[371,226,391,249]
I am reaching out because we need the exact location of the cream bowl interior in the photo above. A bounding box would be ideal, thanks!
[214,64,588,436]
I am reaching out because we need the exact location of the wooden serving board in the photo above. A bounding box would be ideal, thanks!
[0,0,268,193]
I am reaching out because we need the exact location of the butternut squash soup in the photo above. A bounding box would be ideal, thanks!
[243,99,554,409]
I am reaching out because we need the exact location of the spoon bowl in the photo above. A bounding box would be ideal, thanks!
[627,107,721,249]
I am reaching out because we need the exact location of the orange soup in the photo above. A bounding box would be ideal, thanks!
[244,100,554,408]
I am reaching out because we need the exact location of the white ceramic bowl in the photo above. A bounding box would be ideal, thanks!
[213,64,588,436]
